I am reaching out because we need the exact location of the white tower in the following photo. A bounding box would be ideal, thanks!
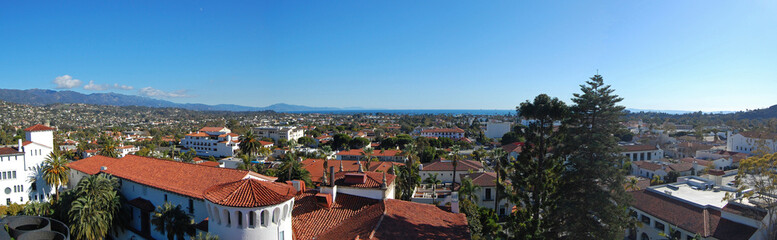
[204,178,297,240]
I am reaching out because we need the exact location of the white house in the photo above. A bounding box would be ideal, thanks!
[621,144,664,162]
[253,126,305,142]
[726,131,777,155]
[0,124,57,205]
[485,121,512,139]
[420,159,485,184]
[117,145,139,157]
[460,172,514,216]
[420,128,465,139]
[180,127,240,158]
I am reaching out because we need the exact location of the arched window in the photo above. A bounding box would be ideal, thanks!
[282,204,289,220]
[640,233,649,240]
[272,208,280,224]
[261,210,268,227]
[236,211,243,227]
[213,207,221,224]
[224,210,231,227]
[249,211,256,228]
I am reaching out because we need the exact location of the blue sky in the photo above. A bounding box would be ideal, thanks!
[1,1,776,111]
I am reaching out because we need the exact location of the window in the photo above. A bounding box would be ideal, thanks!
[12,171,16,179]
[654,221,665,231]
[188,199,194,214]
[485,188,493,201]
[641,215,650,225]
[164,194,168,202]
[237,211,243,226]
[249,211,255,227]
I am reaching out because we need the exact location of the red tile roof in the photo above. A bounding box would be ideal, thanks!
[621,144,659,152]
[318,199,470,240]
[461,172,497,187]
[680,157,713,167]
[333,171,394,189]
[738,131,777,139]
[186,132,211,137]
[336,149,403,157]
[630,190,757,239]
[197,161,220,167]
[302,159,402,184]
[69,155,276,199]
[632,161,662,171]
[0,147,22,155]
[421,128,465,134]
[501,142,524,153]
[292,191,379,240]
[258,141,274,146]
[203,178,296,208]
[422,159,483,172]
[24,124,55,132]
[199,127,228,132]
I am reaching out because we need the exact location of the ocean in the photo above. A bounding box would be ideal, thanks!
[283,109,515,115]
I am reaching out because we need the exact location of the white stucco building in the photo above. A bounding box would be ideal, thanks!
[420,128,465,139]
[621,144,664,162]
[726,131,777,155]
[485,121,512,139]
[180,127,240,158]
[0,124,57,205]
[253,126,304,142]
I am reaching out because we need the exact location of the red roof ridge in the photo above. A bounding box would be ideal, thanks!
[24,124,55,132]
[203,178,296,208]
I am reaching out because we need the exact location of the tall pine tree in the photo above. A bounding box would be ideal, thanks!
[555,75,633,239]
[505,94,568,239]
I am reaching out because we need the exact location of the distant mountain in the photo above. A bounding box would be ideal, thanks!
[626,108,735,115]
[0,89,340,112]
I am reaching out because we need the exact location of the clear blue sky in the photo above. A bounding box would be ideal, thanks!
[1,1,776,111]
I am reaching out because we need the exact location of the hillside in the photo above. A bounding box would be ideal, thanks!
[0,89,338,112]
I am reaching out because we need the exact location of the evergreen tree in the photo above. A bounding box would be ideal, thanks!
[504,94,568,239]
[555,75,633,239]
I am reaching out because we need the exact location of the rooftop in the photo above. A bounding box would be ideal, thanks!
[650,182,733,208]
[203,178,296,208]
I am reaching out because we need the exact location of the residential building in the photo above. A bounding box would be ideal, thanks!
[627,177,768,240]
[631,160,693,181]
[180,127,240,158]
[485,121,512,139]
[0,124,57,205]
[117,144,139,157]
[621,144,664,161]
[460,172,515,216]
[420,128,465,139]
[335,149,406,162]
[68,154,467,240]
[301,159,401,186]
[726,131,777,155]
[501,142,524,160]
[253,126,305,142]
[420,159,485,184]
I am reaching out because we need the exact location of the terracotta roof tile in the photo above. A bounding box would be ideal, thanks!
[69,155,276,199]
[633,161,662,171]
[24,124,55,132]
[422,159,483,172]
[204,178,296,208]
[501,142,524,153]
[461,172,497,187]
[199,127,228,132]
[302,159,403,185]
[292,191,379,240]
[336,149,403,157]
[197,161,220,167]
[738,131,777,140]
[621,144,659,152]
[333,171,394,189]
[0,147,22,155]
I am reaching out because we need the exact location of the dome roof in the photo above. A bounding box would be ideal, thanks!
[204,178,297,208]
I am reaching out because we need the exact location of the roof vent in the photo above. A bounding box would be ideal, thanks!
[344,173,367,184]
[315,193,333,209]
[100,166,108,171]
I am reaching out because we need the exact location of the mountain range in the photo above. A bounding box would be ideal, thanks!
[0,89,339,112]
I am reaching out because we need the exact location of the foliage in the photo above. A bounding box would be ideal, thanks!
[725,152,777,240]
[151,202,196,240]
[349,137,370,149]
[193,232,220,240]
[297,136,315,147]
[555,75,632,239]
[460,199,483,239]
[331,133,352,150]
[23,200,53,216]
[500,131,522,145]
[665,171,680,183]
[68,174,127,240]
[98,137,119,158]
[458,177,481,203]
[0,203,26,217]
[42,151,70,202]
[277,152,313,187]
[239,131,261,157]
[503,94,568,239]
[424,173,442,185]
[394,144,422,200]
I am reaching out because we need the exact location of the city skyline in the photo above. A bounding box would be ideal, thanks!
[2,1,776,111]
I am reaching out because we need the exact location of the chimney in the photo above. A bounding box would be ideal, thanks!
[329,166,335,187]
[17,139,22,152]
[451,192,460,213]
[357,160,364,173]
[339,160,344,172]
[322,162,329,186]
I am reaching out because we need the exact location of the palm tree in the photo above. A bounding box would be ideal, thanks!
[458,177,481,203]
[651,175,664,185]
[424,173,443,203]
[239,131,259,157]
[361,147,377,171]
[68,175,126,240]
[492,148,508,212]
[626,177,641,191]
[193,232,220,240]
[151,202,195,240]
[277,152,312,187]
[450,145,461,185]
[42,151,70,202]
[98,138,119,158]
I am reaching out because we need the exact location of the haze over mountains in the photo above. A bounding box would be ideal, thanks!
[0,89,339,112]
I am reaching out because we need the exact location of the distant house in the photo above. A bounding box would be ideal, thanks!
[460,172,515,216]
[420,159,484,184]
[631,160,693,181]
[420,128,465,139]
[726,131,777,154]
[180,127,240,157]
[335,149,406,162]
[621,144,664,161]
[501,142,524,160]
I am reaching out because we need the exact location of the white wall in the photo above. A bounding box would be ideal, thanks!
[486,122,512,139]
[207,198,294,240]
